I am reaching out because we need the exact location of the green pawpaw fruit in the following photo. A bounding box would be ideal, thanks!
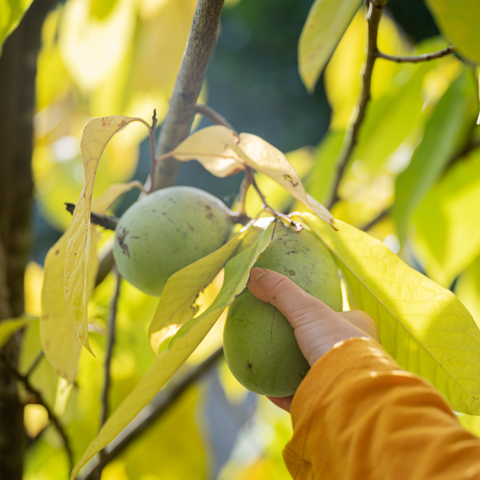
[113,186,233,296]
[223,221,342,397]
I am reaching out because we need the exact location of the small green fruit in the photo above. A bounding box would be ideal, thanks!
[223,222,342,397]
[113,186,233,296]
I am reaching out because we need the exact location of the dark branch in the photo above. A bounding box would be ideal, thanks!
[153,0,225,190]
[148,110,158,194]
[95,247,115,287]
[0,354,73,471]
[374,45,456,63]
[81,347,224,480]
[97,270,122,476]
[361,207,390,231]
[65,203,118,231]
[194,104,237,133]
[327,0,387,209]
[25,350,44,378]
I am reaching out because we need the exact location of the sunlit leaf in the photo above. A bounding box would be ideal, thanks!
[0,316,37,350]
[69,219,276,480]
[231,134,333,225]
[64,117,147,352]
[0,0,33,55]
[243,146,316,217]
[42,180,142,382]
[299,212,480,415]
[424,0,480,64]
[394,70,476,240]
[148,221,257,354]
[170,125,244,177]
[41,228,99,381]
[413,148,480,287]
[169,126,333,225]
[298,0,362,92]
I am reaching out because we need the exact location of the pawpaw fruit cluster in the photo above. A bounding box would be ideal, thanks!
[223,221,342,397]
[113,186,233,297]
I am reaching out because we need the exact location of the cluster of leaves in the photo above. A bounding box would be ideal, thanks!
[2,0,480,478]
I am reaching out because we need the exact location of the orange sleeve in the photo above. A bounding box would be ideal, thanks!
[283,337,480,480]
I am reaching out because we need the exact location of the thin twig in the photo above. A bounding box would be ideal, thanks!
[0,354,73,471]
[248,169,302,231]
[235,170,253,223]
[374,45,456,63]
[153,0,225,190]
[25,350,44,378]
[148,110,158,194]
[327,0,387,209]
[81,347,224,480]
[65,204,119,231]
[194,104,237,133]
[361,207,390,231]
[97,269,122,476]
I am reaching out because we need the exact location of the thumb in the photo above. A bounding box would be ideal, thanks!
[247,267,339,330]
[247,268,374,365]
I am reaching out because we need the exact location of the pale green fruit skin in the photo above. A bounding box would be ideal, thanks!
[113,186,233,297]
[223,222,342,397]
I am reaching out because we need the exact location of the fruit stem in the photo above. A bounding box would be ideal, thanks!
[148,110,158,194]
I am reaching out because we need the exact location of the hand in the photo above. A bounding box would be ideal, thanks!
[247,267,380,412]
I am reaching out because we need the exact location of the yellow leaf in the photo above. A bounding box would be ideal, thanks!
[232,135,333,225]
[0,316,37,350]
[298,0,362,92]
[170,126,333,225]
[148,220,256,354]
[64,117,147,351]
[170,125,244,177]
[69,219,276,480]
[299,212,480,415]
[41,228,99,381]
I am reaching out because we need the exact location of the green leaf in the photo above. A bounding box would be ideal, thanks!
[299,212,480,415]
[0,0,33,55]
[413,149,480,287]
[0,316,37,350]
[298,0,362,92]
[424,0,480,64]
[393,70,476,240]
[148,222,258,354]
[69,219,277,480]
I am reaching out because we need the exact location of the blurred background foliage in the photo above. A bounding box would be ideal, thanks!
[9,0,480,477]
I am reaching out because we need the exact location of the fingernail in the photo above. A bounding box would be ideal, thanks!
[249,267,266,283]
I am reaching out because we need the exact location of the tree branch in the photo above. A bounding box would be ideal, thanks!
[373,45,456,63]
[327,0,387,210]
[148,110,158,194]
[0,354,73,472]
[153,0,225,190]
[80,347,224,480]
[65,203,119,231]
[194,104,237,132]
[96,270,122,477]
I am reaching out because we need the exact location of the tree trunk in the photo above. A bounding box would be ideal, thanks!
[0,1,57,477]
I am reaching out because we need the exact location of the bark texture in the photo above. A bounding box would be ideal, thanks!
[153,0,225,190]
[0,0,57,478]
